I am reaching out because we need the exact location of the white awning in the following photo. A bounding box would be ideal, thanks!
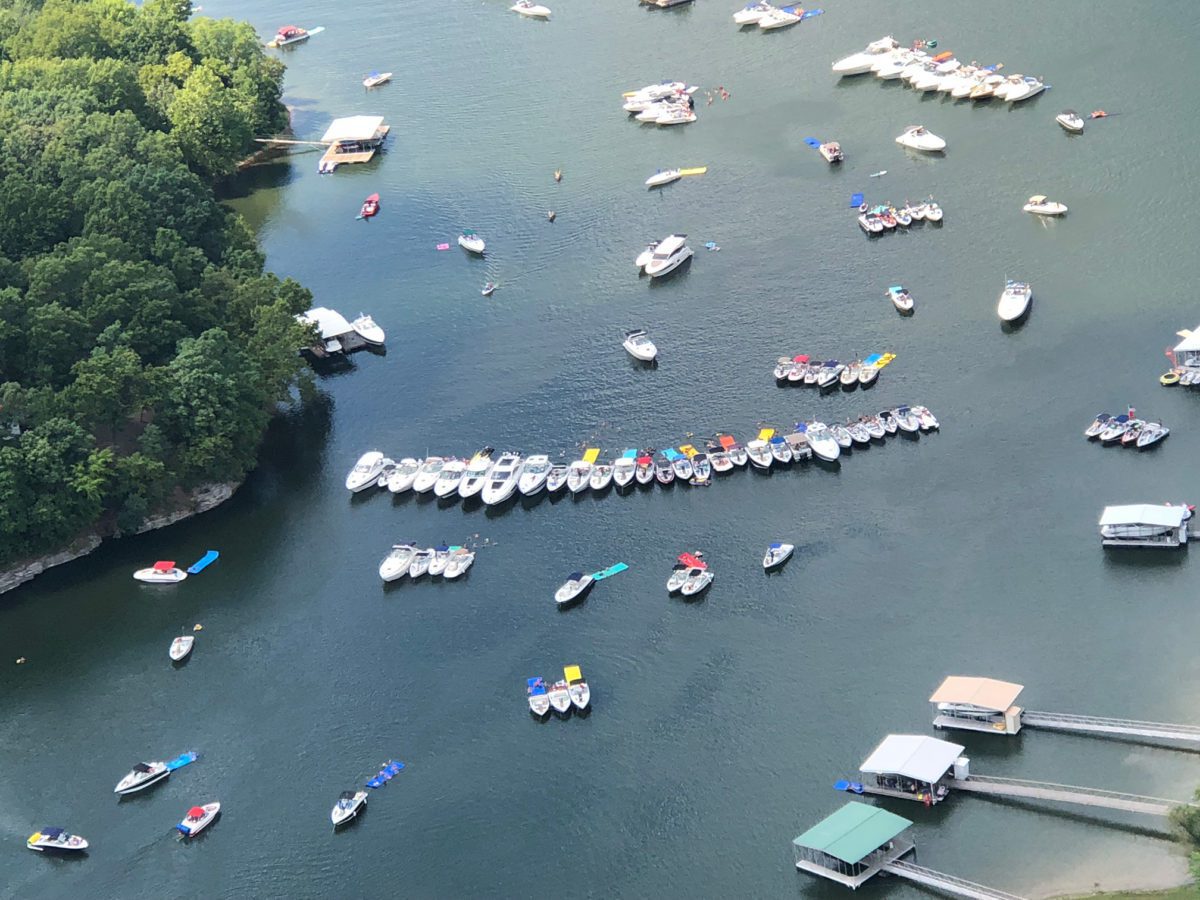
[859,735,964,784]
[321,115,385,143]
[929,676,1024,712]
[1174,327,1200,352]
[1099,504,1189,528]
[296,306,352,339]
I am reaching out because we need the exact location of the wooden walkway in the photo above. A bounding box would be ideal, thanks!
[884,860,1028,900]
[955,774,1186,817]
[1023,710,1200,744]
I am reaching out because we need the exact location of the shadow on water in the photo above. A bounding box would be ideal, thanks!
[1102,547,1188,570]
[218,161,296,200]
[952,793,1173,841]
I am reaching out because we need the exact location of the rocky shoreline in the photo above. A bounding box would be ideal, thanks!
[0,482,240,596]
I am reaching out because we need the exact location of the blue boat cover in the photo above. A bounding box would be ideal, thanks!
[794,422,807,432]
[769,542,783,549]
[592,562,629,580]
[803,137,821,148]
[166,751,198,771]
[527,676,544,689]
[769,435,785,445]
[800,8,823,19]
[186,550,219,575]
[568,571,584,581]
[622,448,638,458]
[662,448,681,460]
[434,544,449,552]
[863,353,881,365]
[850,192,864,207]
[833,779,850,791]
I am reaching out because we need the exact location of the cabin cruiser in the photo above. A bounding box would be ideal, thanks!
[351,314,385,345]
[443,547,475,579]
[654,452,676,484]
[346,451,386,492]
[432,458,467,498]
[895,125,946,153]
[644,234,693,278]
[457,231,486,254]
[623,329,658,361]
[763,542,794,569]
[875,50,917,79]
[555,572,594,607]
[411,456,445,493]
[566,458,593,494]
[745,438,772,469]
[758,5,801,29]
[613,455,637,488]
[545,465,569,493]
[997,279,1032,322]
[115,760,170,795]
[379,543,418,581]
[645,168,682,188]
[518,454,551,495]
[623,82,694,111]
[818,141,844,163]
[176,802,221,837]
[734,1,774,25]
[387,457,421,493]
[1006,75,1045,103]
[170,634,194,662]
[1056,109,1084,133]
[804,423,840,461]
[511,0,551,17]
[680,567,714,597]
[331,790,368,827]
[565,666,590,710]
[634,98,680,121]
[457,449,494,498]
[548,680,572,715]
[482,453,523,505]
[27,827,88,853]
[590,462,614,491]
[888,285,914,314]
[408,548,434,578]
[831,36,898,75]
[634,454,655,485]
[133,561,187,583]
[1023,195,1067,216]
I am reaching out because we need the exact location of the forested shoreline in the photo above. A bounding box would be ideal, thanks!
[0,0,312,566]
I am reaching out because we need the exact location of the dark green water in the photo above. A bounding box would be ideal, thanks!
[5,0,1200,896]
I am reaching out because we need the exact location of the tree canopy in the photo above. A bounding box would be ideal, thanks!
[0,0,311,565]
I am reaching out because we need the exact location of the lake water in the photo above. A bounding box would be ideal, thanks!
[5,1,1200,897]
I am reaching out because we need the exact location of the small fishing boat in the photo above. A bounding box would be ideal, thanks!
[433,458,468,498]
[828,423,853,449]
[1084,414,1112,439]
[115,760,170,795]
[590,463,614,491]
[27,828,88,853]
[680,567,714,597]
[555,572,595,607]
[457,231,486,254]
[481,282,496,297]
[763,542,794,570]
[387,457,421,493]
[134,560,187,584]
[176,802,220,838]
[645,168,682,188]
[346,451,387,492]
[363,71,392,88]
[443,547,475,579]
[769,435,793,464]
[379,543,418,582]
[654,452,676,485]
[527,677,551,717]
[408,548,434,579]
[1056,109,1084,133]
[879,410,898,435]
[564,665,590,710]
[634,454,655,485]
[623,329,658,361]
[1098,414,1129,443]
[1023,195,1068,216]
[613,454,637,488]
[893,407,921,433]
[412,456,446,493]
[1137,423,1170,449]
[895,125,946,152]
[511,0,551,17]
[545,465,569,493]
[357,193,380,219]
[518,454,551,495]
[331,791,368,827]
[548,680,572,715]
[169,634,194,662]
[818,141,844,163]
[911,405,940,430]
[998,279,1033,323]
[428,545,452,576]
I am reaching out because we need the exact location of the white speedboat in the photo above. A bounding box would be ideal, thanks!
[482,453,523,505]
[763,542,794,570]
[1137,423,1170,449]
[346,451,386,492]
[864,415,886,440]
[667,563,689,593]
[443,548,475,579]
[1056,109,1084,133]
[969,73,1005,100]
[331,791,368,827]
[623,83,690,111]
[379,543,417,581]
[176,802,220,837]
[745,439,772,469]
[27,827,88,853]
[428,544,452,576]
[528,678,551,716]
[816,361,844,389]
[1023,195,1068,216]
[893,407,921,432]
[656,105,697,126]
[589,463,614,491]
[1084,414,1112,439]
[923,200,944,222]
[951,71,985,98]
[644,234,693,277]
[555,572,594,606]
[832,36,898,75]
[351,314,385,345]
[804,423,840,461]
[758,5,801,29]
[566,459,592,494]
[725,441,748,466]
[707,446,733,473]
[115,760,170,795]
[887,285,914,313]
[411,456,445,493]
[408,548,434,578]
[998,279,1033,322]
[680,567,714,597]
[511,0,551,17]
[433,458,467,498]
[879,411,898,435]
[545,465,570,493]
[635,241,659,270]
[848,421,872,444]
[768,437,792,465]
[1006,76,1045,103]
[635,454,655,485]
[895,125,946,153]
[829,424,853,449]
[133,562,187,583]
[858,213,884,234]
[655,454,675,484]
[669,452,693,481]
[691,452,712,481]
[1098,415,1129,443]
[548,680,572,715]
[646,168,682,188]
[565,666,590,710]
[874,51,915,79]
[457,449,494,498]
[635,99,674,122]
[734,1,774,25]
[613,456,637,488]
[623,329,658,361]
[362,72,392,89]
[457,231,486,254]
[169,635,194,662]
[518,454,551,495]
[387,457,421,493]
[911,405,939,430]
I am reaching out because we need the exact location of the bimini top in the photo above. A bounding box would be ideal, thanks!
[153,561,175,572]
[792,801,912,865]
[1173,326,1200,353]
[929,676,1025,712]
[1099,504,1190,528]
[859,734,965,784]
[321,115,386,144]
[296,307,353,339]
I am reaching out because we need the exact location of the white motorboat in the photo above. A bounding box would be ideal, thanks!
[734,1,774,25]
[566,459,593,494]
[1056,109,1084,133]
[655,455,678,485]
[1137,423,1170,449]
[912,67,950,92]
[481,453,523,505]
[511,0,551,17]
[829,424,853,449]
[331,791,368,827]
[115,761,170,795]
[758,5,800,29]
[669,453,693,481]
[590,463,614,491]
[457,449,494,498]
[763,542,794,570]
[623,329,658,361]
[635,241,659,270]
[998,279,1032,322]
[411,456,445,493]
[555,572,594,607]
[565,666,590,710]
[893,407,921,433]
[628,454,653,485]
[548,680,572,715]
[517,454,551,495]
[457,231,486,254]
[433,458,467,498]
[644,234,693,277]
[1023,195,1068,216]
[656,105,697,126]
[362,72,392,89]
[690,452,712,482]
[874,51,915,79]
[622,81,692,109]
[952,71,986,98]
[667,563,689,593]
[879,411,899,435]
[773,357,792,381]
[725,441,748,466]
[911,405,939,430]
[887,285,914,314]
[847,421,872,444]
[408,548,434,578]
[169,635,194,662]
[816,361,844,389]
[528,678,551,716]
[680,567,714,597]
[133,561,187,583]
[922,200,944,222]
[176,802,220,837]
[428,544,452,576]
[1084,414,1112,439]
[379,543,417,581]
[645,168,682,188]
[895,125,946,153]
[858,213,884,234]
[545,465,570,493]
[992,74,1023,101]
[864,415,886,440]
[635,99,675,122]
[346,451,386,492]
[1006,75,1045,103]
[387,457,421,493]
[443,548,475,579]
[831,36,898,75]
[768,438,792,465]
[351,314,385,345]
[613,456,637,487]
[27,827,88,852]
[804,423,840,461]
[707,446,733,472]
[745,439,772,469]
[969,73,1005,100]
[899,55,931,83]
[1098,415,1130,443]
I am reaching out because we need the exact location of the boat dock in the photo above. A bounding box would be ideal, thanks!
[317,115,390,173]
[1022,710,1200,744]
[883,860,1028,900]
[952,774,1185,817]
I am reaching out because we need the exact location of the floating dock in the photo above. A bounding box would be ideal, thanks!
[952,774,1183,818]
[317,115,389,173]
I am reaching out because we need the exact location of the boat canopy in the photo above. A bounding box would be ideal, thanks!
[792,802,911,865]
[785,433,808,448]
[321,115,386,144]
[793,354,810,363]
[339,790,356,801]
[40,827,64,838]
[636,455,652,464]
[277,25,303,35]
[187,806,206,818]
[153,561,175,571]
[297,306,353,339]
[859,734,964,783]
[1099,504,1189,528]
[567,572,584,581]
[133,762,155,773]
[1173,326,1200,353]
[564,665,582,682]
[678,552,706,568]
[1028,195,1047,204]
[929,676,1024,712]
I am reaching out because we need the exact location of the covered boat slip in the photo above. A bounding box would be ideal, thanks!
[930,676,1025,735]
[318,115,390,171]
[856,734,966,804]
[792,802,914,888]
[1098,504,1190,547]
[296,307,371,355]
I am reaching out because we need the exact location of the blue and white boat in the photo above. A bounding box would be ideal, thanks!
[527,677,551,716]
[763,542,794,569]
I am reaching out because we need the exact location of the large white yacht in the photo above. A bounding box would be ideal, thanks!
[481,453,523,505]
[644,234,693,278]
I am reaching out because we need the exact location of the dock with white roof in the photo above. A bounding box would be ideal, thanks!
[318,115,390,172]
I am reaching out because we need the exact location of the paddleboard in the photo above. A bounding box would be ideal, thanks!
[166,751,198,771]
[873,352,897,369]
[869,170,887,178]
[757,428,775,441]
[582,447,600,465]
[187,550,219,575]
[678,166,707,176]
[592,562,629,581]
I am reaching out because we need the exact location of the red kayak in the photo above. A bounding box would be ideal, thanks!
[357,193,380,219]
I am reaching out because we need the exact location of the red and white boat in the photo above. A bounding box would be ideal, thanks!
[357,193,380,219]
[176,802,221,837]
[134,561,187,584]
[267,25,323,48]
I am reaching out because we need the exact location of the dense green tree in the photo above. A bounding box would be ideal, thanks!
[65,346,145,436]
[168,61,252,177]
